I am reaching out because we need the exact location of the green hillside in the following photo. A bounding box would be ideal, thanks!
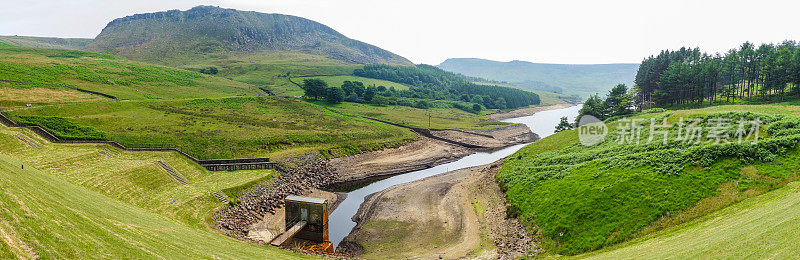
[0,45,259,100]
[83,6,412,67]
[0,35,92,50]
[438,58,639,98]
[499,103,800,255]
[578,181,800,258]
[0,125,310,259]
[7,97,416,160]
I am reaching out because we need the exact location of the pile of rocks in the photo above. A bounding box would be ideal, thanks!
[215,153,338,238]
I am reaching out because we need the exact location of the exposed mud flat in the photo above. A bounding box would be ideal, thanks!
[339,161,536,259]
[429,124,537,150]
[488,104,574,121]
[327,124,536,187]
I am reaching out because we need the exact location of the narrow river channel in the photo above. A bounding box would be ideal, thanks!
[329,105,581,248]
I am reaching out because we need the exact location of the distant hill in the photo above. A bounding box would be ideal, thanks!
[0,35,92,50]
[438,58,639,98]
[84,6,413,67]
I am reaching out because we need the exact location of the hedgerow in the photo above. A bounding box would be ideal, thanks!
[12,115,106,140]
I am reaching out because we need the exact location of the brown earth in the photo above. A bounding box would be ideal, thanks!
[340,161,536,259]
[488,104,573,121]
[327,124,536,187]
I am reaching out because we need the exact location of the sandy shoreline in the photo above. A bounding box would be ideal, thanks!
[340,161,536,259]
[488,103,574,121]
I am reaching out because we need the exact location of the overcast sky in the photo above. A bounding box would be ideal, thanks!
[2,0,799,65]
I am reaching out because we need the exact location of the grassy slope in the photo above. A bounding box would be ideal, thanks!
[579,181,800,258]
[83,6,413,67]
[0,45,260,100]
[0,124,275,229]
[187,51,360,97]
[0,81,105,107]
[9,97,416,160]
[320,102,510,129]
[499,103,800,255]
[0,128,310,259]
[0,35,92,50]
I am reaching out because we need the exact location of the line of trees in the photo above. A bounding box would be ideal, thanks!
[576,84,633,122]
[353,64,540,110]
[634,41,800,108]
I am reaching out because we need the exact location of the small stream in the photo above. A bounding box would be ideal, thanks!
[328,105,581,248]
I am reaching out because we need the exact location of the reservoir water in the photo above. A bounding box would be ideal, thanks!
[329,105,581,248]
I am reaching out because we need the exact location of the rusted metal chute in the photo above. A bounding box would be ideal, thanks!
[270,195,329,248]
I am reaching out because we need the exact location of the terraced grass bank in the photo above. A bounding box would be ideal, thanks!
[498,104,800,255]
[0,125,310,259]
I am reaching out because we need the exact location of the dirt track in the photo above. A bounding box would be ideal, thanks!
[341,161,536,259]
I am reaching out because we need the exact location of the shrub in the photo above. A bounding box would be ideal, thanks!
[13,115,106,140]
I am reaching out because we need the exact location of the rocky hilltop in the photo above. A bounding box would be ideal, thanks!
[84,6,413,66]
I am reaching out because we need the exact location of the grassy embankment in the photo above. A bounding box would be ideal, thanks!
[498,103,800,255]
[577,181,800,258]
[0,124,312,258]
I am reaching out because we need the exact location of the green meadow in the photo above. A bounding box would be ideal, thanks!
[0,45,260,100]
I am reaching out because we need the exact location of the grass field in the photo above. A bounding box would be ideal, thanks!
[578,181,800,258]
[0,45,260,100]
[302,75,410,91]
[0,124,312,259]
[499,103,800,255]
[320,102,510,129]
[0,81,105,107]
[179,51,361,97]
[7,97,417,159]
